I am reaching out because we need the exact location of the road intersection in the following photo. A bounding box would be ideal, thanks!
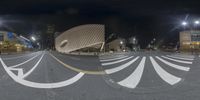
[0,51,200,99]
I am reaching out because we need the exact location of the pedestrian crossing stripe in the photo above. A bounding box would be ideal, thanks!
[100,54,193,89]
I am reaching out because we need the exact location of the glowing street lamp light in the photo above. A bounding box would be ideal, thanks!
[31,36,36,41]
[194,20,200,25]
[120,41,123,45]
[182,21,187,26]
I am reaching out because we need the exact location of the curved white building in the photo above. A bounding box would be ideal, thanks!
[55,24,105,53]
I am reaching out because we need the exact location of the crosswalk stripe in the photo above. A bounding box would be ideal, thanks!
[100,56,129,62]
[161,56,192,64]
[173,54,194,59]
[100,55,126,60]
[105,56,140,74]
[117,57,146,89]
[101,56,134,66]
[156,56,190,71]
[166,55,193,61]
[150,57,181,85]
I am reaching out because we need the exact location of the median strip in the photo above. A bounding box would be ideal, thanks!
[49,53,106,75]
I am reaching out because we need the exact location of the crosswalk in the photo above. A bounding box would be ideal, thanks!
[99,54,194,89]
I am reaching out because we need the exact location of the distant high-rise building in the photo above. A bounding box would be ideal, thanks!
[46,24,55,49]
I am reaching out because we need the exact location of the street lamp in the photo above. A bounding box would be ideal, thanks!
[182,21,187,26]
[194,20,200,25]
[120,41,123,45]
[31,36,36,41]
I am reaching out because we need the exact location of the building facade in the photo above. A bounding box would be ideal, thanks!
[106,38,126,52]
[0,31,32,52]
[55,24,105,53]
[180,30,200,51]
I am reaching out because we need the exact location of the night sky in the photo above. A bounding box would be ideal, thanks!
[0,0,200,48]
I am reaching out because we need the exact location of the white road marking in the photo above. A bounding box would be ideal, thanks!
[100,56,129,62]
[2,52,39,60]
[150,57,181,85]
[22,53,45,79]
[9,53,41,68]
[161,56,192,64]
[9,67,24,78]
[0,55,84,89]
[156,56,190,71]
[101,56,134,66]
[100,55,126,60]
[166,55,193,61]
[173,54,194,59]
[117,57,146,89]
[105,57,139,74]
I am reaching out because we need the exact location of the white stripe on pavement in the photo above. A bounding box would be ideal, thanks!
[100,56,129,62]
[22,53,45,79]
[0,57,84,89]
[166,55,193,61]
[2,52,39,60]
[117,57,146,89]
[9,53,41,68]
[9,67,24,78]
[100,55,126,60]
[101,56,134,66]
[150,57,181,85]
[156,56,190,71]
[161,56,192,64]
[105,56,140,74]
[173,54,194,59]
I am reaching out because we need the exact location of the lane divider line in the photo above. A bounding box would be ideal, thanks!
[9,67,24,78]
[49,53,106,75]
[2,51,39,60]
[117,57,146,89]
[0,56,84,89]
[9,53,41,68]
[22,53,45,79]
[150,57,181,85]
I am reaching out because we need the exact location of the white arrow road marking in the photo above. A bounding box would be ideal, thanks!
[8,67,24,78]
[117,57,146,89]
[22,53,45,79]
[102,56,134,66]
[0,56,84,89]
[161,56,192,64]
[156,56,190,71]
[166,55,193,61]
[150,57,181,85]
[2,51,39,60]
[9,53,41,68]
[105,56,139,74]
[100,56,129,62]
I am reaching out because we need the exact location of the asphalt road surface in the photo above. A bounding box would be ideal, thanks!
[0,51,200,100]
